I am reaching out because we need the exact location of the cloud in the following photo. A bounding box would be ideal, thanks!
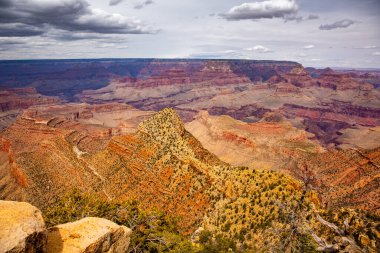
[48,31,113,41]
[284,14,303,22]
[358,45,378,49]
[0,0,153,38]
[245,45,271,53]
[0,38,25,45]
[307,14,319,20]
[134,0,154,10]
[187,47,250,59]
[109,0,124,6]
[373,52,380,56]
[0,23,44,37]
[303,44,315,49]
[284,13,319,23]
[0,0,12,7]
[221,0,298,21]
[319,19,356,30]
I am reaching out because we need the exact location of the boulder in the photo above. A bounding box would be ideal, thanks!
[46,217,132,253]
[0,200,47,253]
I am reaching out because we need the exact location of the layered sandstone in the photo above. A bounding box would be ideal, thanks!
[298,148,380,215]
[0,107,379,252]
[186,111,321,170]
[76,60,380,149]
[0,88,59,112]
[186,112,380,215]
[0,88,60,131]
[0,103,155,206]
[0,107,222,231]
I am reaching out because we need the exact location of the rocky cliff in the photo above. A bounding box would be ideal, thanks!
[0,88,60,131]
[186,111,380,216]
[75,60,380,148]
[1,107,379,252]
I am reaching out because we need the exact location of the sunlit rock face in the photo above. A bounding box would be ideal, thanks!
[0,201,47,253]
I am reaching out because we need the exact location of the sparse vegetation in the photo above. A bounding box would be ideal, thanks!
[21,108,380,252]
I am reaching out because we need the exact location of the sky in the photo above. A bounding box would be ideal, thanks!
[0,0,379,68]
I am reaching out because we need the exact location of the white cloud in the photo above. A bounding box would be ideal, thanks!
[222,0,298,20]
[303,44,315,49]
[363,46,377,49]
[373,52,380,56]
[245,45,271,53]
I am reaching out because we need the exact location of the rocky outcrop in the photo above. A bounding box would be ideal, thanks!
[0,201,132,253]
[46,217,132,253]
[312,148,380,215]
[0,200,47,253]
[281,102,380,146]
[75,60,380,149]
[0,103,156,208]
[186,111,380,216]
[0,137,27,202]
[0,88,60,113]
[0,88,60,131]
[316,73,370,90]
[186,111,321,170]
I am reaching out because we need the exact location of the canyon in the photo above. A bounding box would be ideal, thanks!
[0,59,379,252]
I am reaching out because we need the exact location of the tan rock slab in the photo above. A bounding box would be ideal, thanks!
[46,217,132,253]
[0,200,46,253]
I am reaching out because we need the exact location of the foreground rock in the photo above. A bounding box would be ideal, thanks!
[0,200,46,253]
[46,217,132,253]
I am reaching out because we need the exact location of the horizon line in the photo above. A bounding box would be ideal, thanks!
[0,57,379,70]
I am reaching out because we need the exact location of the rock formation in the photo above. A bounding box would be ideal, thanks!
[0,200,132,253]
[186,111,380,215]
[2,59,379,148]
[73,60,380,148]
[0,107,379,252]
[0,88,60,131]
[0,201,46,253]
[46,217,131,253]
[0,59,379,252]
[186,110,321,169]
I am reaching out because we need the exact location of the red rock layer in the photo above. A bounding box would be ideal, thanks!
[0,107,225,232]
[0,88,60,112]
[292,148,380,215]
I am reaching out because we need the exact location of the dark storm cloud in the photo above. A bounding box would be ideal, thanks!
[0,0,12,8]
[49,32,109,41]
[319,19,357,30]
[134,0,154,10]
[0,23,44,37]
[109,0,124,6]
[221,0,298,21]
[0,0,152,38]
